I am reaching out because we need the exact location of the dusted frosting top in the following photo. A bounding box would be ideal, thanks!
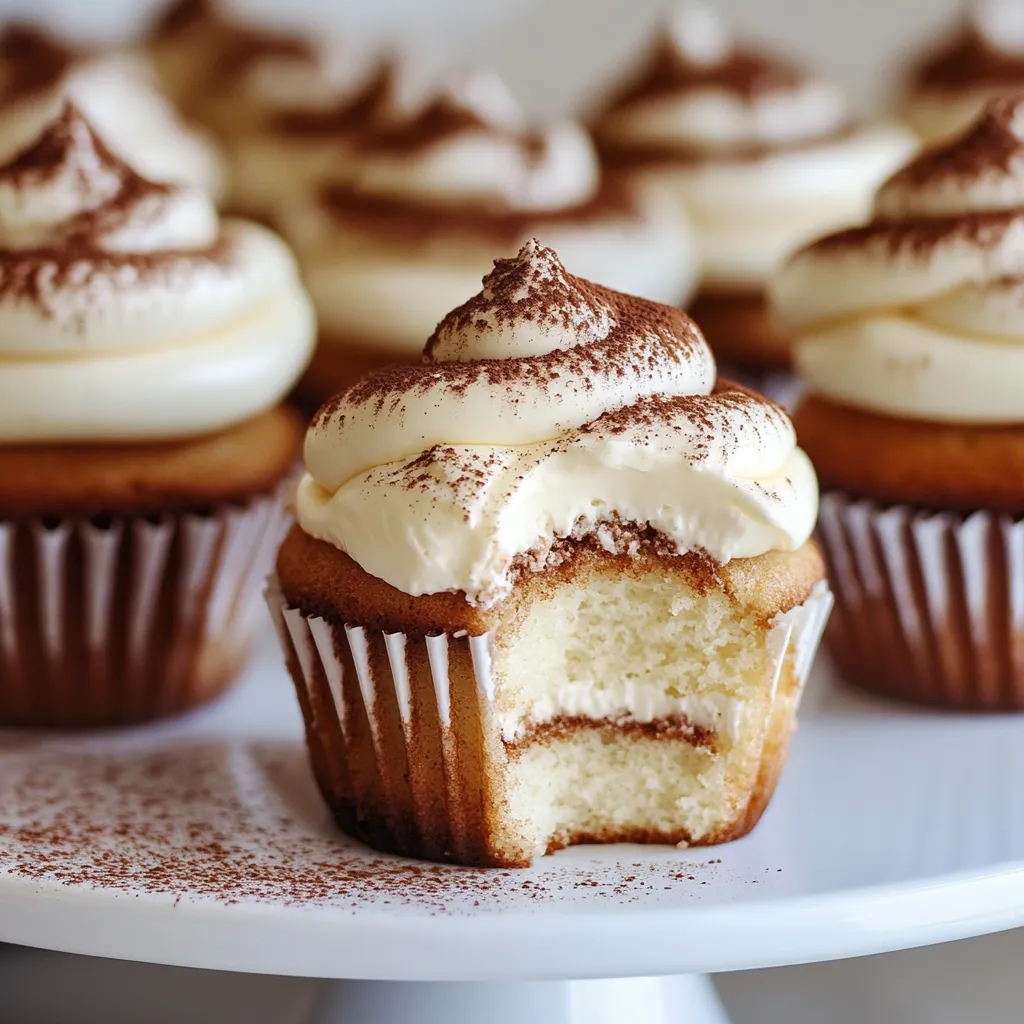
[592,3,915,288]
[278,69,697,350]
[296,240,818,605]
[772,96,1024,424]
[904,1,1024,144]
[0,104,314,443]
[0,25,224,195]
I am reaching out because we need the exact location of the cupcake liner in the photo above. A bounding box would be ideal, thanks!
[818,492,1024,709]
[716,362,804,410]
[267,576,833,865]
[0,489,289,728]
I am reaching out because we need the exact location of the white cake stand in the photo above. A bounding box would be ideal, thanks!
[2,640,1024,1024]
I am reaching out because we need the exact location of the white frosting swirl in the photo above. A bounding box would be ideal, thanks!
[595,3,915,288]
[0,31,224,196]
[278,70,698,351]
[0,104,315,443]
[296,240,818,605]
[772,96,1024,424]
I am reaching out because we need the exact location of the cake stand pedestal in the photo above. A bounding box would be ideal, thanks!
[3,641,1024,1024]
[309,976,730,1024]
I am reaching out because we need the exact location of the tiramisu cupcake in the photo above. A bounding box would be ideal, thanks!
[0,105,314,728]
[0,23,224,196]
[146,0,379,219]
[772,96,1024,710]
[279,70,698,407]
[902,0,1024,145]
[592,3,915,405]
[268,239,831,868]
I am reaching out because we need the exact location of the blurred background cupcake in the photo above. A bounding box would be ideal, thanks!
[0,104,314,727]
[146,0,400,220]
[0,21,225,195]
[278,68,697,407]
[772,96,1024,711]
[591,2,916,405]
[901,0,1024,146]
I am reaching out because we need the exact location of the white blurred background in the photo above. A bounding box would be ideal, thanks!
[0,0,960,115]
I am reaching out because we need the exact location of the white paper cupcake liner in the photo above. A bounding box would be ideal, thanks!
[0,489,289,728]
[267,576,833,865]
[818,491,1024,709]
[716,362,804,410]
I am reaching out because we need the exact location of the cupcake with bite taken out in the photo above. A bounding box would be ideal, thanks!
[0,104,314,727]
[773,96,1024,710]
[277,69,699,408]
[591,3,915,406]
[268,239,831,868]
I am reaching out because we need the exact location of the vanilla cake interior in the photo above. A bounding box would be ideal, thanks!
[273,528,829,867]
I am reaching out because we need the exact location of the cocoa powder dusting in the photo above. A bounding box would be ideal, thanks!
[0,104,231,315]
[0,737,722,909]
[912,23,1024,90]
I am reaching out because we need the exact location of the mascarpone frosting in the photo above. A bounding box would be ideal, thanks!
[772,96,1024,424]
[278,70,697,354]
[0,104,315,443]
[296,240,818,605]
[903,0,1024,145]
[0,25,224,196]
[593,3,915,289]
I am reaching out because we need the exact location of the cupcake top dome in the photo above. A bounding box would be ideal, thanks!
[0,23,223,194]
[904,0,1024,143]
[591,3,915,289]
[0,104,314,443]
[297,240,818,605]
[593,2,848,157]
[772,96,1024,424]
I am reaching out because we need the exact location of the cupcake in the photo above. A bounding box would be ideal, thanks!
[0,105,315,728]
[771,96,1024,710]
[268,239,831,868]
[278,70,699,408]
[0,23,224,196]
[591,3,915,406]
[902,0,1024,146]
[146,0,378,219]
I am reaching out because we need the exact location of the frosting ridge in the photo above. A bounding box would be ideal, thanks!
[297,240,817,604]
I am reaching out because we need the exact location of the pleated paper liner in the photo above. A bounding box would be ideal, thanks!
[818,491,1024,710]
[0,489,290,728]
[717,362,804,411]
[266,575,833,866]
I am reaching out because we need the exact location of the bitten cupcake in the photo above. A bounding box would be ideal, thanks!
[0,105,314,728]
[0,23,224,196]
[772,96,1024,710]
[146,0,379,219]
[902,0,1024,146]
[278,70,698,407]
[591,3,915,405]
[268,240,831,868]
